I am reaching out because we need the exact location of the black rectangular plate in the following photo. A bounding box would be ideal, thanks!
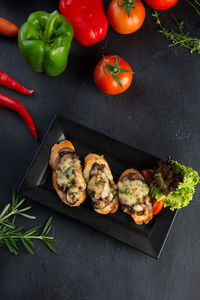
[18,116,177,259]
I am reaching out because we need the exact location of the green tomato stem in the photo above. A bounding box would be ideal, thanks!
[103,55,133,88]
[117,0,136,17]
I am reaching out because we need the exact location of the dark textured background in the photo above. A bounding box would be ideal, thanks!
[1,1,200,299]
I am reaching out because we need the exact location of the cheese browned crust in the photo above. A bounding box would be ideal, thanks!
[49,140,86,207]
[118,168,152,225]
[83,154,119,214]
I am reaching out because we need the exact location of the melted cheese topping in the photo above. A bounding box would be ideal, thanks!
[59,159,72,172]
[84,160,112,183]
[118,180,149,206]
[56,171,74,187]
[88,174,110,200]
[56,157,85,191]
[56,159,74,187]
[87,166,115,203]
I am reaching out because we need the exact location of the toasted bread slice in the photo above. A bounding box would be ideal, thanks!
[49,140,86,207]
[49,140,75,169]
[83,153,118,214]
[118,168,152,225]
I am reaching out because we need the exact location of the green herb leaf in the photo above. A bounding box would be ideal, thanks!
[41,217,53,236]
[5,239,18,255]
[24,238,35,249]
[24,225,41,236]
[0,204,10,219]
[42,239,57,254]
[150,158,200,210]
[153,10,200,55]
[12,189,17,208]
[21,238,34,255]
[19,213,36,219]
[0,190,57,256]
[1,222,15,229]
[96,180,103,187]
[186,0,200,16]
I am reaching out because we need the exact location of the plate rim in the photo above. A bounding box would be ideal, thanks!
[18,115,177,259]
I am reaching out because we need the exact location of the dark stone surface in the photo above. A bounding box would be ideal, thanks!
[0,1,200,299]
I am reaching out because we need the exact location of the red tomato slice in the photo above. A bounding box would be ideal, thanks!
[152,198,164,215]
[141,169,153,185]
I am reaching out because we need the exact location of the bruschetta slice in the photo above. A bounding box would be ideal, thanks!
[83,154,119,214]
[117,168,153,225]
[49,140,86,207]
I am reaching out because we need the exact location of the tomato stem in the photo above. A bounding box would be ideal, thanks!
[103,55,133,88]
[117,0,136,17]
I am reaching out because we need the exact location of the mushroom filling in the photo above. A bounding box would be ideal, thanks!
[118,178,151,216]
[87,163,117,208]
[55,152,86,204]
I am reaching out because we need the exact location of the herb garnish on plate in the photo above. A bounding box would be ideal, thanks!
[0,190,57,255]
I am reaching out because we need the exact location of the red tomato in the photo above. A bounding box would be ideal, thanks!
[144,0,178,10]
[94,55,133,95]
[152,198,164,215]
[141,169,153,185]
[108,0,145,34]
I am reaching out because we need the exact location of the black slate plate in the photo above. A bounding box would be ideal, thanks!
[18,116,177,258]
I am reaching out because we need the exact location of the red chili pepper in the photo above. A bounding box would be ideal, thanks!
[0,92,38,139]
[59,0,108,46]
[0,70,34,95]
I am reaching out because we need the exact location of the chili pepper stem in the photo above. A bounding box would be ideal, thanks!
[44,10,59,42]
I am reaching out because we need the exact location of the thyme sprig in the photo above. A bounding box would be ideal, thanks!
[152,10,200,54]
[0,190,57,255]
[186,0,200,16]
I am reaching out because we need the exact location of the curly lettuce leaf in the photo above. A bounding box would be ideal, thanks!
[150,159,199,211]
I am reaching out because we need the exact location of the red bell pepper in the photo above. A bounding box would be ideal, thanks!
[59,0,108,46]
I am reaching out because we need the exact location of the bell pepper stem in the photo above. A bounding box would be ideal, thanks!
[44,10,59,42]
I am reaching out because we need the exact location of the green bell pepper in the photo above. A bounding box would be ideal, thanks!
[18,10,73,76]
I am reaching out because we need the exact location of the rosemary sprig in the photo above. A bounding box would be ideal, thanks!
[152,10,200,54]
[0,190,57,255]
